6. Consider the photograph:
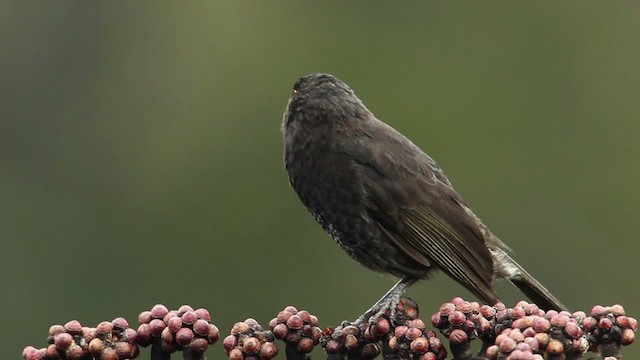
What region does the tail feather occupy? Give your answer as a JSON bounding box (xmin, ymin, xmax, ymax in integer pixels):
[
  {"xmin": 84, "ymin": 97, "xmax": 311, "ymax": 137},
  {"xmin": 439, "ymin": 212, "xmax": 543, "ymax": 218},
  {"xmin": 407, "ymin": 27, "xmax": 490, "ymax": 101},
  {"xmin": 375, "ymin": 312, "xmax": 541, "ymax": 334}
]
[{"xmin": 504, "ymin": 256, "xmax": 568, "ymax": 312}]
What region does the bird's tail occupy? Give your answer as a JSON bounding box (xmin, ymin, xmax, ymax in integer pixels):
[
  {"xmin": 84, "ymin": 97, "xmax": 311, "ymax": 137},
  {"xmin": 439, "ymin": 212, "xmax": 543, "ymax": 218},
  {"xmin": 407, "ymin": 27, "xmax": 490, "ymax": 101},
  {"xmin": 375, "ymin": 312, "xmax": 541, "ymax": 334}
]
[
  {"xmin": 503, "ymin": 254, "xmax": 568, "ymax": 312},
  {"xmin": 492, "ymin": 248, "xmax": 567, "ymax": 311}
]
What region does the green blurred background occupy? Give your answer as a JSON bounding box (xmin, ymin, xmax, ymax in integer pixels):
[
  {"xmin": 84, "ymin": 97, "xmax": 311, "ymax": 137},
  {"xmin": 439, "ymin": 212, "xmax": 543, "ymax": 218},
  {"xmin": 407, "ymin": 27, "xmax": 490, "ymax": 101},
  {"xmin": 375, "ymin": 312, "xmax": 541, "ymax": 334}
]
[{"xmin": 2, "ymin": 1, "xmax": 639, "ymax": 358}]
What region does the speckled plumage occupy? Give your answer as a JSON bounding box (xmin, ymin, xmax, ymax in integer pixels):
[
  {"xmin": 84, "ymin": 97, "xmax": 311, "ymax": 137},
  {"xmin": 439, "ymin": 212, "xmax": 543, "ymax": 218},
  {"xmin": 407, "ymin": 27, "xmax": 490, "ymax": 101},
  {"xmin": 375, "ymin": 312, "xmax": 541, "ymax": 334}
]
[{"xmin": 282, "ymin": 73, "xmax": 566, "ymax": 311}]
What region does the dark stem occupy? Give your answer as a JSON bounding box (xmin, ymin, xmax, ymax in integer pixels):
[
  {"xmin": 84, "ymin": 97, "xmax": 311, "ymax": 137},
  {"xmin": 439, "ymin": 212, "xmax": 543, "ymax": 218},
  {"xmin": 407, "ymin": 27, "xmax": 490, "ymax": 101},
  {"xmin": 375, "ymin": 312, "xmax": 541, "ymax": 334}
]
[
  {"xmin": 477, "ymin": 341, "xmax": 491, "ymax": 359},
  {"xmin": 326, "ymin": 353, "xmax": 346, "ymax": 360},
  {"xmin": 151, "ymin": 338, "xmax": 171, "ymax": 360},
  {"xmin": 380, "ymin": 340, "xmax": 400, "ymax": 360},
  {"xmin": 450, "ymin": 342, "xmax": 473, "ymax": 360},
  {"xmin": 546, "ymin": 356, "xmax": 564, "ymax": 360},
  {"xmin": 285, "ymin": 343, "xmax": 309, "ymax": 360},
  {"xmin": 599, "ymin": 342, "xmax": 622, "ymax": 359},
  {"xmin": 565, "ymin": 352, "xmax": 584, "ymax": 360},
  {"xmin": 182, "ymin": 349, "xmax": 206, "ymax": 360}
]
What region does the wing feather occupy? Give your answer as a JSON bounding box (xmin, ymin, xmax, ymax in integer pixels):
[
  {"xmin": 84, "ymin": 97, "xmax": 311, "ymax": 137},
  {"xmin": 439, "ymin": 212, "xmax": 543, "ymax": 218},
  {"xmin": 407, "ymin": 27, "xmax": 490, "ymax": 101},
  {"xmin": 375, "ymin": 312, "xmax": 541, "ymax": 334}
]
[{"xmin": 340, "ymin": 119, "xmax": 498, "ymax": 303}]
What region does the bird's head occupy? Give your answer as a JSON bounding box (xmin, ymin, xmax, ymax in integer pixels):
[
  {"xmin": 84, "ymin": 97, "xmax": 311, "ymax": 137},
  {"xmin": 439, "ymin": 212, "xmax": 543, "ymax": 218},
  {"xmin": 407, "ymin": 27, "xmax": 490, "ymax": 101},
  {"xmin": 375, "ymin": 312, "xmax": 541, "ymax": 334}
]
[{"xmin": 282, "ymin": 73, "xmax": 370, "ymax": 132}]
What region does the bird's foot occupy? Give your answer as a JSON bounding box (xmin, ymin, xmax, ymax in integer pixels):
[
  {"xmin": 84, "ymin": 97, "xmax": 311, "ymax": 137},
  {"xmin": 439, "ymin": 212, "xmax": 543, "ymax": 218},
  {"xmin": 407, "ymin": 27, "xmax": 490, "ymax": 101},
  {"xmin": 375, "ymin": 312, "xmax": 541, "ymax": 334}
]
[
  {"xmin": 355, "ymin": 292, "xmax": 402, "ymax": 326},
  {"xmin": 354, "ymin": 278, "xmax": 417, "ymax": 326}
]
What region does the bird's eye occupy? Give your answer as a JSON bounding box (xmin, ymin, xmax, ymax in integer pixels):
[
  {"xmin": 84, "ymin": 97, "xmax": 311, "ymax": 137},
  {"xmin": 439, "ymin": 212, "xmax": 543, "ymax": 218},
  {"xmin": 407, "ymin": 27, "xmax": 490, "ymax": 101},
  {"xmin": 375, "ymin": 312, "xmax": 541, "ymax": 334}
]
[{"xmin": 292, "ymin": 79, "xmax": 303, "ymax": 94}]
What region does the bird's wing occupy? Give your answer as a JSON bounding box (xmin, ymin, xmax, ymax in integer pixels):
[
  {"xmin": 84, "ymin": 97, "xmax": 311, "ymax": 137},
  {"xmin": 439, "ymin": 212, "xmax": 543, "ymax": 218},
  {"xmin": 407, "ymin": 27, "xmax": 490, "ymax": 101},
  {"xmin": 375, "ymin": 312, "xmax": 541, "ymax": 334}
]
[{"xmin": 341, "ymin": 121, "xmax": 497, "ymax": 302}]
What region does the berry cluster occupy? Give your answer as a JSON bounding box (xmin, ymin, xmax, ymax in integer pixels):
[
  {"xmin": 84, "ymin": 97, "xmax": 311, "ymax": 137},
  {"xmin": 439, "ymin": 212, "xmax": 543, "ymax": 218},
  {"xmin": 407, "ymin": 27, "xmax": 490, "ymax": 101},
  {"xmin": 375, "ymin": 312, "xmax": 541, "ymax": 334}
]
[
  {"xmin": 583, "ymin": 305, "xmax": 637, "ymax": 358},
  {"xmin": 268, "ymin": 306, "xmax": 322, "ymax": 354},
  {"xmin": 388, "ymin": 323, "xmax": 447, "ymax": 360},
  {"xmin": 22, "ymin": 319, "xmax": 139, "ymax": 360},
  {"xmin": 223, "ymin": 318, "xmax": 278, "ymax": 360},
  {"xmin": 484, "ymin": 311, "xmax": 589, "ymax": 360},
  {"xmin": 430, "ymin": 297, "xmax": 500, "ymax": 359},
  {"xmin": 321, "ymin": 322, "xmax": 381, "ymax": 360},
  {"xmin": 431, "ymin": 298, "xmax": 637, "ymax": 360},
  {"xmin": 320, "ymin": 297, "xmax": 446, "ymax": 360},
  {"xmin": 20, "ymin": 300, "xmax": 637, "ymax": 360},
  {"xmin": 136, "ymin": 304, "xmax": 219, "ymax": 356}
]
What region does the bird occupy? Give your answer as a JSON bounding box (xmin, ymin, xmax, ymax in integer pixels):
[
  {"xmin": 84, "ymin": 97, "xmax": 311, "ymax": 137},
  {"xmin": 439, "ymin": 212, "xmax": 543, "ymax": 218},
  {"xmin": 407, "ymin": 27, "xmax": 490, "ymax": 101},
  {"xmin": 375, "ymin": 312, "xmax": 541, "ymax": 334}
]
[{"xmin": 281, "ymin": 73, "xmax": 567, "ymax": 319}]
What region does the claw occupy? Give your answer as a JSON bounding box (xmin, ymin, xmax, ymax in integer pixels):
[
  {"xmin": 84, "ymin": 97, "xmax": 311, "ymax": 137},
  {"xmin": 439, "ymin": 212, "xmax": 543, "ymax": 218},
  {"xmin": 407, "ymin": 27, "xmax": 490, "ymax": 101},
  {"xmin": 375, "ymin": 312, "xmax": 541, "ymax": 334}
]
[{"xmin": 354, "ymin": 278, "xmax": 417, "ymax": 326}]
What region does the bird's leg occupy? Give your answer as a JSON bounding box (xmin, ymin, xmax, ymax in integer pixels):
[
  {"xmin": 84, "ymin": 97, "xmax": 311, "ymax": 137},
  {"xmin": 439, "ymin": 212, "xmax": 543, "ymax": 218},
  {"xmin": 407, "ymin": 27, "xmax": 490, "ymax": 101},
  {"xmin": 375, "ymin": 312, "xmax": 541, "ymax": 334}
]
[{"xmin": 355, "ymin": 277, "xmax": 417, "ymax": 325}]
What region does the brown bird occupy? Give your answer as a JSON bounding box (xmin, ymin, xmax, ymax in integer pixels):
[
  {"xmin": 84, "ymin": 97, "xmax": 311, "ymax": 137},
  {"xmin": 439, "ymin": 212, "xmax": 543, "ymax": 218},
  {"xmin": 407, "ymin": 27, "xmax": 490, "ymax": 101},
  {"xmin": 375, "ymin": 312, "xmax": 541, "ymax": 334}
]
[{"xmin": 282, "ymin": 73, "xmax": 567, "ymax": 319}]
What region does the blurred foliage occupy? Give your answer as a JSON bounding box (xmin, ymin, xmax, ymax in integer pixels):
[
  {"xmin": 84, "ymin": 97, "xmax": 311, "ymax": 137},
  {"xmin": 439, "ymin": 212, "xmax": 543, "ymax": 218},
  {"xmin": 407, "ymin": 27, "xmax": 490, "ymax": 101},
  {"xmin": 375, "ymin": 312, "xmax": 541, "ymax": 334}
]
[{"xmin": 1, "ymin": 1, "xmax": 639, "ymax": 358}]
